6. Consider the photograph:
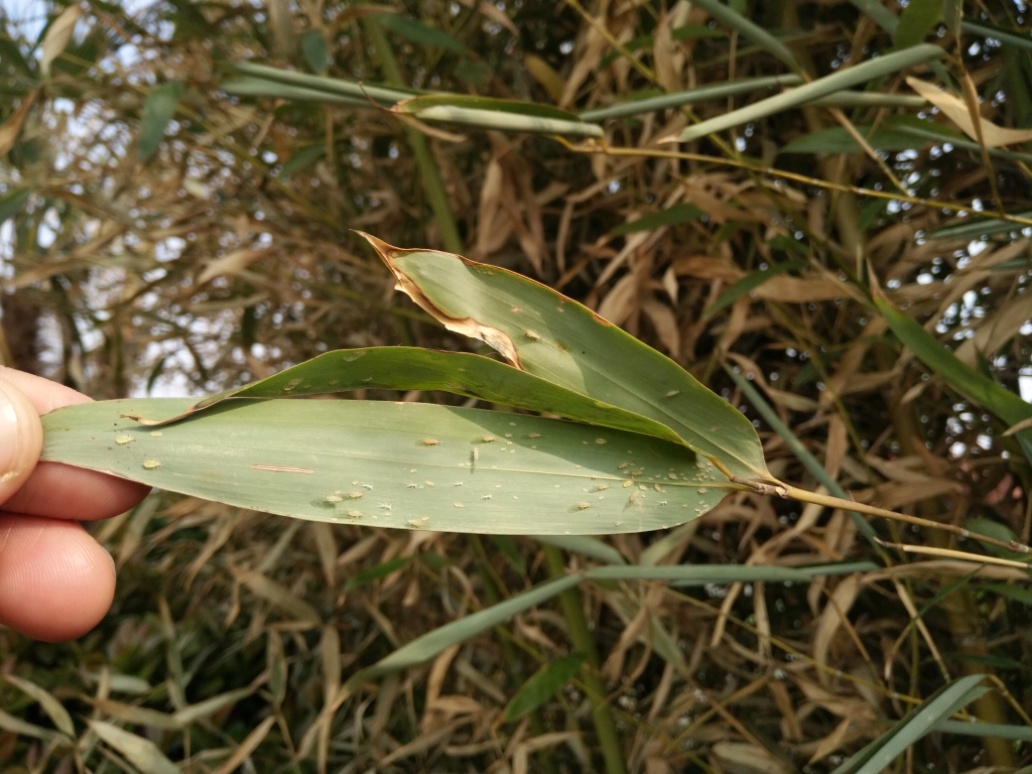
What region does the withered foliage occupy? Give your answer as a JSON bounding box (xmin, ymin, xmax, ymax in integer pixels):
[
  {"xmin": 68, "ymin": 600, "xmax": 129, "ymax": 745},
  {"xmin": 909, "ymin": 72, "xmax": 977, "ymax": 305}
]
[{"xmin": 1, "ymin": 1, "xmax": 1030, "ymax": 771}]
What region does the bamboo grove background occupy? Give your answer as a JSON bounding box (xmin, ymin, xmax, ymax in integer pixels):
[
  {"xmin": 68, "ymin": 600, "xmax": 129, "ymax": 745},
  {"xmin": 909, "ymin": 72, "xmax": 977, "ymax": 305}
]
[{"xmin": 1, "ymin": 0, "xmax": 1031, "ymax": 771}]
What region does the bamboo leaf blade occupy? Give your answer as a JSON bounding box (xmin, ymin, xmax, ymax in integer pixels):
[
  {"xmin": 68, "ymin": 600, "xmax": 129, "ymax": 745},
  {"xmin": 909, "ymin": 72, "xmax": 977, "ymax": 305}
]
[
  {"xmin": 362, "ymin": 235, "xmax": 771, "ymax": 482},
  {"xmin": 676, "ymin": 44, "xmax": 946, "ymax": 142},
  {"xmin": 579, "ymin": 75, "xmax": 803, "ymax": 122},
  {"xmin": 830, "ymin": 675, "xmax": 990, "ymax": 774},
  {"xmin": 393, "ymin": 95, "xmax": 604, "ymax": 138},
  {"xmin": 141, "ymin": 347, "xmax": 688, "ymax": 450},
  {"xmin": 42, "ymin": 399, "xmax": 728, "ymax": 535},
  {"xmin": 875, "ymin": 298, "xmax": 1032, "ymax": 433}
]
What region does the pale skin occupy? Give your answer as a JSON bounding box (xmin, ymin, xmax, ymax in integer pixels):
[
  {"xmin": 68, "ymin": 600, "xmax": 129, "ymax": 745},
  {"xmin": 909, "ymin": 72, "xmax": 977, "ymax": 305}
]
[{"xmin": 0, "ymin": 367, "xmax": 149, "ymax": 641}]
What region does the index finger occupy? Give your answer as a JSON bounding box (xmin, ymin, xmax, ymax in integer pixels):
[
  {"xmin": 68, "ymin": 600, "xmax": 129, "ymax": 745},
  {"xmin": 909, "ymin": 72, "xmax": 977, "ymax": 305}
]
[{"xmin": 0, "ymin": 368, "xmax": 151, "ymax": 520}]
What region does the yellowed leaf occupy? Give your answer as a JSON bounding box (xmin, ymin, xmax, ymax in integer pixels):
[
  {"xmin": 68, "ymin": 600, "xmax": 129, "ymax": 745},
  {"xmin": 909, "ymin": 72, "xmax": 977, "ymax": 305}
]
[
  {"xmin": 907, "ymin": 76, "xmax": 1032, "ymax": 147},
  {"xmin": 41, "ymin": 5, "xmax": 82, "ymax": 77},
  {"xmin": 808, "ymin": 718, "xmax": 855, "ymax": 764},
  {"xmin": 641, "ymin": 296, "xmax": 680, "ymax": 357},
  {"xmin": 524, "ymin": 54, "xmax": 565, "ymax": 103},
  {"xmin": 360, "ymin": 233, "xmax": 521, "ymax": 365},
  {"xmin": 0, "ymin": 88, "xmax": 39, "ymax": 155},
  {"xmin": 196, "ymin": 248, "xmax": 269, "ymax": 285}
]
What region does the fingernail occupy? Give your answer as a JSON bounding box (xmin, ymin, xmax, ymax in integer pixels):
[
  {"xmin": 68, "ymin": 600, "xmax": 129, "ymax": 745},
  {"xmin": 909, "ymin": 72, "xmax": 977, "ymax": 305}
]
[
  {"xmin": 0, "ymin": 380, "xmax": 23, "ymax": 483},
  {"xmin": 0, "ymin": 379, "xmax": 39, "ymax": 489}
]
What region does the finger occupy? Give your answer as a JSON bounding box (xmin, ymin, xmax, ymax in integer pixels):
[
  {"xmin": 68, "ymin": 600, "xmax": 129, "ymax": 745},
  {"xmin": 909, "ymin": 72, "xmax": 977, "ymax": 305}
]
[
  {"xmin": 0, "ymin": 513, "xmax": 116, "ymax": 642},
  {"xmin": 0, "ymin": 378, "xmax": 43, "ymax": 505},
  {"xmin": 0, "ymin": 369, "xmax": 150, "ymax": 519},
  {"xmin": 0, "ymin": 366, "xmax": 91, "ymax": 414},
  {"xmin": 3, "ymin": 462, "xmax": 151, "ymax": 521}
]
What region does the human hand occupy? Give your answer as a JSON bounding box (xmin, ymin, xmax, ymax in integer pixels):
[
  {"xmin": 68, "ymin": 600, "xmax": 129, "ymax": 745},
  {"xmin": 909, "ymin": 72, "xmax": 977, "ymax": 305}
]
[{"xmin": 0, "ymin": 367, "xmax": 150, "ymax": 641}]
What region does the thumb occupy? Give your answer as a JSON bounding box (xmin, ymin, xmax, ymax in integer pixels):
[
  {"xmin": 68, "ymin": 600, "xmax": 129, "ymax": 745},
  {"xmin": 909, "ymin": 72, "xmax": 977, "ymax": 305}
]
[{"xmin": 0, "ymin": 377, "xmax": 43, "ymax": 506}]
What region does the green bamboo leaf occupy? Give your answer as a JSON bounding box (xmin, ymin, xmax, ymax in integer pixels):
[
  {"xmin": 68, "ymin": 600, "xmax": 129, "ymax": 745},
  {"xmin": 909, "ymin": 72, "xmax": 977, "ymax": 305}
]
[
  {"xmin": 933, "ymin": 720, "xmax": 1032, "ymax": 740},
  {"xmin": 599, "ymin": 24, "xmax": 727, "ymax": 67},
  {"xmin": 962, "ymin": 20, "xmax": 1032, "ymax": 53},
  {"xmin": 394, "ymin": 95, "xmax": 604, "ymax": 138},
  {"xmin": 609, "ymin": 203, "xmax": 704, "ymax": 235},
  {"xmin": 347, "ymin": 561, "xmax": 865, "ymax": 687},
  {"xmin": 689, "ymin": 0, "xmax": 801, "ymax": 72},
  {"xmin": 678, "ymin": 44, "xmax": 946, "ymax": 142},
  {"xmin": 782, "ymin": 117, "xmax": 943, "ymax": 154},
  {"xmin": 580, "ymin": 75, "xmax": 802, "ymax": 122},
  {"xmin": 926, "ymin": 210, "xmax": 1032, "ymax": 240},
  {"xmin": 300, "ymin": 29, "xmax": 328, "ymax": 73},
  {"xmin": 88, "ymin": 720, "xmax": 180, "ymax": 774},
  {"xmin": 277, "ymin": 144, "xmax": 325, "ymax": 177},
  {"xmin": 222, "ymin": 62, "xmax": 417, "ymax": 106},
  {"xmin": 375, "ymin": 13, "xmax": 472, "ymax": 56},
  {"xmin": 42, "ymin": 398, "xmax": 728, "ymax": 535},
  {"xmin": 0, "ymin": 708, "xmax": 60, "ymax": 741},
  {"xmin": 2, "ymin": 675, "xmax": 74, "ymax": 737},
  {"xmin": 344, "ymin": 557, "xmax": 410, "ymax": 591},
  {"xmin": 831, "ymin": 675, "xmax": 989, "ymax": 774},
  {"xmin": 349, "ymin": 574, "xmax": 582, "ymax": 686},
  {"xmin": 504, "ymin": 654, "xmax": 587, "ymax": 721},
  {"xmin": 361, "ymin": 235, "xmax": 771, "ymax": 482},
  {"xmin": 703, "ymin": 257, "xmax": 808, "ymax": 320},
  {"xmin": 396, "ymin": 94, "xmax": 583, "ymax": 122},
  {"xmin": 896, "ymin": 0, "xmax": 943, "ymax": 49},
  {"xmin": 221, "ymin": 76, "xmax": 372, "ymax": 107},
  {"xmin": 875, "ymin": 296, "xmax": 1032, "ymax": 464},
  {"xmin": 141, "ymin": 347, "xmax": 688, "ymax": 450},
  {"xmin": 139, "ymin": 81, "xmax": 183, "ymax": 162},
  {"xmin": 0, "ymin": 186, "xmax": 30, "ymax": 226}
]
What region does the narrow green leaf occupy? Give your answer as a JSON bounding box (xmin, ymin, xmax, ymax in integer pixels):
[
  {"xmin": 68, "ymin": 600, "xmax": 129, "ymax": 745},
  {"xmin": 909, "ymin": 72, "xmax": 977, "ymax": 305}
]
[
  {"xmin": 533, "ymin": 535, "xmax": 627, "ymax": 566},
  {"xmin": 171, "ymin": 687, "xmax": 255, "ymax": 727},
  {"xmin": 586, "ymin": 565, "xmax": 813, "ymax": 584},
  {"xmin": 394, "ymin": 95, "xmax": 604, "ymax": 138},
  {"xmin": 610, "ymin": 203, "xmax": 704, "ymax": 235},
  {"xmin": 223, "ymin": 62, "xmax": 418, "ymax": 106},
  {"xmin": 0, "ymin": 186, "xmax": 30, "ymax": 226},
  {"xmin": 580, "ymin": 75, "xmax": 802, "ymax": 122},
  {"xmin": 348, "ymin": 560, "xmax": 869, "ymax": 688},
  {"xmin": 690, "ymin": 0, "xmax": 800, "ymax": 72},
  {"xmin": 364, "ymin": 235, "xmax": 772, "ymax": 482},
  {"xmin": 962, "ymin": 20, "xmax": 1032, "ymax": 53},
  {"xmin": 375, "ymin": 13, "xmax": 472, "ymax": 56},
  {"xmin": 350, "ymin": 574, "xmax": 582, "ymax": 685},
  {"xmin": 0, "ymin": 708, "xmax": 60, "ymax": 741},
  {"xmin": 926, "ymin": 210, "xmax": 1032, "ymax": 240},
  {"xmin": 831, "ymin": 675, "xmax": 989, "ymax": 774},
  {"xmin": 678, "ymin": 44, "xmax": 946, "ymax": 142},
  {"xmin": 0, "ymin": 38, "xmax": 34, "ymax": 77},
  {"xmin": 88, "ymin": 720, "xmax": 180, "ymax": 774},
  {"xmin": 344, "ymin": 557, "xmax": 411, "ymax": 590},
  {"xmin": 277, "ymin": 144, "xmax": 325, "ymax": 178},
  {"xmin": 896, "ymin": 0, "xmax": 943, "ymax": 49},
  {"xmin": 147, "ymin": 347, "xmax": 689, "ymax": 451},
  {"xmin": 221, "ymin": 76, "xmax": 373, "ymax": 107},
  {"xmin": 139, "ymin": 81, "xmax": 183, "ymax": 162},
  {"xmin": 804, "ymin": 91, "xmax": 926, "ymax": 109},
  {"xmin": 396, "ymin": 94, "xmax": 582, "ymax": 122},
  {"xmin": 42, "ymin": 398, "xmax": 728, "ymax": 535},
  {"xmin": 933, "ymin": 719, "xmax": 1032, "ymax": 740},
  {"xmin": 300, "ymin": 29, "xmax": 328, "ymax": 73},
  {"xmin": 2, "ymin": 675, "xmax": 74, "ymax": 737},
  {"xmin": 782, "ymin": 117, "xmax": 943, "ymax": 154},
  {"xmin": 849, "ymin": 0, "xmax": 899, "ymax": 34},
  {"xmin": 964, "ymin": 518, "xmax": 1030, "ymax": 562},
  {"xmin": 875, "ymin": 297, "xmax": 1032, "ymax": 433},
  {"xmin": 703, "ymin": 258, "xmax": 807, "ymax": 320},
  {"xmin": 599, "ymin": 24, "xmax": 726, "ymax": 67},
  {"xmin": 504, "ymin": 654, "xmax": 586, "ymax": 721}
]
